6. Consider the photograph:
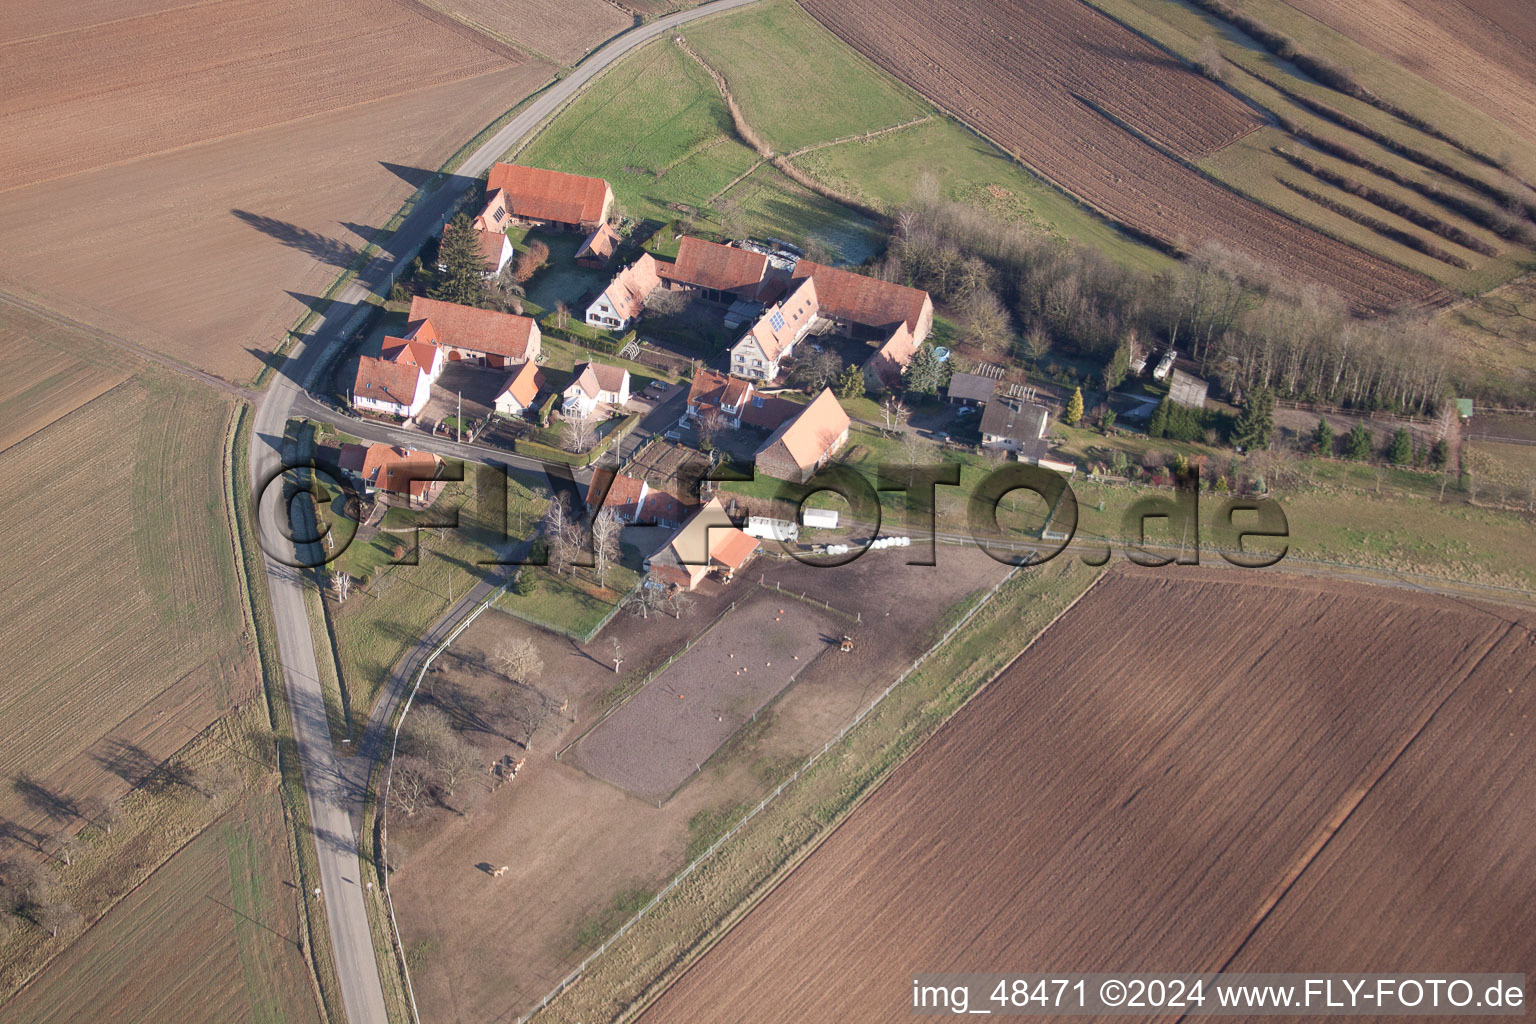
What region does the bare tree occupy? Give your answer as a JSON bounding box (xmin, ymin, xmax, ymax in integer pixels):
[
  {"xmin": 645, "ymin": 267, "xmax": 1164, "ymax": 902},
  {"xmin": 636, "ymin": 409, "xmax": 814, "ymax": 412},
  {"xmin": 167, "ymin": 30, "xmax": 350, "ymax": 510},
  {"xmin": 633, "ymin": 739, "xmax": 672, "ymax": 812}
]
[
  {"xmin": 900, "ymin": 430, "xmax": 933, "ymax": 486},
  {"xmin": 964, "ymin": 287, "xmax": 1012, "ymax": 355},
  {"xmin": 554, "ymin": 301, "xmax": 571, "ymax": 331},
  {"xmin": 610, "ymin": 636, "xmax": 624, "ymax": 675},
  {"xmin": 328, "ymin": 569, "xmax": 351, "ymax": 601},
  {"xmin": 695, "ymin": 409, "xmax": 725, "ymax": 453},
  {"xmin": 645, "ymin": 287, "xmax": 692, "ymax": 317},
  {"xmin": 492, "ymin": 637, "xmax": 544, "ymax": 686},
  {"xmin": 34, "ymin": 898, "xmax": 81, "ymax": 940},
  {"xmin": 562, "ymin": 414, "xmax": 598, "ymax": 454},
  {"xmin": 543, "ymin": 494, "xmax": 577, "ymax": 576},
  {"xmin": 591, "ymin": 508, "xmax": 622, "ymax": 588},
  {"xmin": 48, "ymin": 831, "xmax": 79, "ymax": 868},
  {"xmin": 665, "ymin": 589, "xmax": 694, "ymax": 620},
  {"xmin": 389, "ymin": 756, "xmax": 432, "ymax": 818},
  {"xmin": 879, "ymin": 394, "xmax": 907, "ymax": 430},
  {"xmin": 401, "ymin": 706, "xmax": 480, "ymax": 802},
  {"xmin": 0, "ymin": 856, "xmax": 51, "ymax": 917}
]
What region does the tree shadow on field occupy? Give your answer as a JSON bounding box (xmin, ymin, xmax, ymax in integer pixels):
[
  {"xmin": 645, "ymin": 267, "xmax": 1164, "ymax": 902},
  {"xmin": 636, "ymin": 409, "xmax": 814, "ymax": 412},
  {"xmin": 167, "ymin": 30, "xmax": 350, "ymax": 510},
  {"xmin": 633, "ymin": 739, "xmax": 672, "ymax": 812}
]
[
  {"xmin": 10, "ymin": 776, "xmax": 82, "ymax": 825},
  {"xmin": 232, "ymin": 209, "xmax": 359, "ymax": 269},
  {"xmin": 90, "ymin": 740, "xmax": 204, "ymax": 797}
]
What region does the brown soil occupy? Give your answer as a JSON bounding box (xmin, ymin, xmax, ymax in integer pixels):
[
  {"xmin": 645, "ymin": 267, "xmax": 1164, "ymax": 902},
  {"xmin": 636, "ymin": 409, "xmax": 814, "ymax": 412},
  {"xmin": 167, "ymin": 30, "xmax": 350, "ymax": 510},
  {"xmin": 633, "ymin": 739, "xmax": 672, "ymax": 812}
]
[
  {"xmin": 388, "ymin": 545, "xmax": 1009, "ymax": 1024},
  {"xmin": 0, "ymin": 61, "xmax": 553, "ymax": 383},
  {"xmin": 432, "ymin": 0, "xmax": 632, "ymax": 64},
  {"xmin": 1286, "ymin": 0, "xmax": 1536, "ymax": 146},
  {"xmin": 636, "ymin": 567, "xmax": 1531, "ymax": 1022},
  {"xmin": 798, "ymin": 0, "xmax": 1449, "ymax": 313},
  {"xmin": 573, "ymin": 590, "xmax": 837, "ymax": 802}
]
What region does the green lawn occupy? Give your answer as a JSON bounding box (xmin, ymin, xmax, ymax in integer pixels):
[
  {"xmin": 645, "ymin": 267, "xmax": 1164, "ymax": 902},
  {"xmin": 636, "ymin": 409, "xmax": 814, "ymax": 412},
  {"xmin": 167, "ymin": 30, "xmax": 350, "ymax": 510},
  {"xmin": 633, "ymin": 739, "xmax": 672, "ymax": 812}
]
[
  {"xmin": 516, "ymin": 40, "xmax": 763, "ymax": 225},
  {"xmin": 684, "ymin": 0, "xmax": 928, "ymax": 153},
  {"xmin": 793, "ymin": 116, "xmax": 1175, "ymax": 274},
  {"xmin": 327, "ymin": 474, "xmax": 546, "ymax": 717},
  {"xmin": 495, "ymin": 563, "xmax": 640, "ymax": 641}
]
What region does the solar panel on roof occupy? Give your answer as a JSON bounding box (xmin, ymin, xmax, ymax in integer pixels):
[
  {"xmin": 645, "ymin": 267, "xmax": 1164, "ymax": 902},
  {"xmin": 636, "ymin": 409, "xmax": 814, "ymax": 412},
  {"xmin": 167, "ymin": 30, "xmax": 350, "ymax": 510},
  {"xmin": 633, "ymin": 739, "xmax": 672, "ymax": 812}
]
[{"xmin": 769, "ymin": 311, "xmax": 786, "ymax": 331}]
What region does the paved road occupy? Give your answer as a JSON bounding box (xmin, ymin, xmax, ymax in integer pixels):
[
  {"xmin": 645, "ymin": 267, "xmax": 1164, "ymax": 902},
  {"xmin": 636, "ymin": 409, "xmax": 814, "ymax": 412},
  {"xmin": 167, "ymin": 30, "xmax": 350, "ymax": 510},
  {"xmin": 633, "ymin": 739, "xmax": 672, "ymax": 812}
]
[{"xmin": 248, "ymin": 2, "xmax": 761, "ymax": 1021}]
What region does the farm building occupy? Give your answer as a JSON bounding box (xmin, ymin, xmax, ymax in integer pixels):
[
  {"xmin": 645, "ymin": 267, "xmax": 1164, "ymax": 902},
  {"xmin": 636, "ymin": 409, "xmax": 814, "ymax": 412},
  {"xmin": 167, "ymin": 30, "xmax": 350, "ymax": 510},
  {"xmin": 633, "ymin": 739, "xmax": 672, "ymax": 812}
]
[
  {"xmin": 493, "ymin": 360, "xmax": 545, "ymax": 418},
  {"xmin": 406, "ymin": 296, "xmax": 541, "ymax": 367},
  {"xmin": 352, "ymin": 357, "xmax": 430, "ymax": 419},
  {"xmin": 729, "ymin": 277, "xmax": 819, "ymax": 382},
  {"xmin": 861, "ymin": 323, "xmax": 918, "ymax": 391},
  {"xmin": 980, "ymin": 397, "xmax": 1050, "ymax": 456},
  {"xmin": 945, "ymin": 371, "xmax": 997, "ymax": 406},
  {"xmin": 585, "ymin": 469, "xmax": 651, "ymax": 524},
  {"xmin": 575, "ymin": 222, "xmax": 621, "ymax": 268},
  {"xmin": 562, "ymin": 362, "xmax": 630, "ymax": 418},
  {"xmin": 474, "ymin": 163, "xmax": 613, "ymax": 233},
  {"xmin": 645, "ymin": 496, "xmax": 760, "ymax": 590},
  {"xmin": 1168, "ymin": 369, "xmax": 1209, "ymax": 410},
  {"xmin": 789, "ymin": 260, "xmax": 933, "ymax": 345},
  {"xmin": 660, "ymin": 237, "xmax": 772, "ymax": 302},
  {"xmin": 586, "ymin": 252, "xmax": 662, "ymax": 331},
  {"xmin": 755, "ymin": 388, "xmax": 851, "ymax": 483},
  {"xmin": 338, "ymin": 442, "xmax": 447, "ymax": 508},
  {"xmin": 474, "ymin": 227, "xmax": 514, "ymax": 277},
  {"xmin": 684, "ymin": 369, "xmax": 756, "ymax": 428}
]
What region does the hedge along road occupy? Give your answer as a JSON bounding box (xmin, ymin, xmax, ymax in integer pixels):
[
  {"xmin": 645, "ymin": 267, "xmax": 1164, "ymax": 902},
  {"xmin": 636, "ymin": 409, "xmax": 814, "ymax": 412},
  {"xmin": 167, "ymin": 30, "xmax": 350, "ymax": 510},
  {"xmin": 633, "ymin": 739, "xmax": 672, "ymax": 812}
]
[{"xmin": 246, "ymin": 2, "xmax": 763, "ymax": 1021}]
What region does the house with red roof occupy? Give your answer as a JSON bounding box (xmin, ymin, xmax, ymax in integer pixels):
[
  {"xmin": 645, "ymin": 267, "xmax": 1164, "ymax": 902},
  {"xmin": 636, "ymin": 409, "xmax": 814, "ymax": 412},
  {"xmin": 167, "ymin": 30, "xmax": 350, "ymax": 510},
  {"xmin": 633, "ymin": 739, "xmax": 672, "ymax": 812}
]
[
  {"xmin": 659, "ymin": 237, "xmax": 771, "ymax": 302},
  {"xmin": 860, "ymin": 322, "xmax": 918, "ymax": 391},
  {"xmin": 406, "ymin": 296, "xmax": 541, "ymax": 368},
  {"xmin": 585, "ymin": 252, "xmax": 662, "ymax": 331},
  {"xmin": 789, "ymin": 260, "xmax": 933, "ymax": 345},
  {"xmin": 562, "ymin": 362, "xmax": 631, "ymax": 419},
  {"xmin": 683, "ymin": 368, "xmax": 756, "ymax": 428},
  {"xmin": 352, "ymin": 357, "xmax": 430, "ymax": 419},
  {"xmin": 474, "ymin": 164, "xmax": 613, "ymax": 233},
  {"xmin": 575, "ymin": 223, "xmax": 621, "ymax": 269},
  {"xmin": 644, "ymin": 496, "xmax": 759, "ymax": 590},
  {"xmin": 754, "ymin": 388, "xmax": 851, "ymax": 483},
  {"xmin": 729, "ymin": 276, "xmax": 819, "ymax": 382},
  {"xmin": 493, "ymin": 360, "xmax": 546, "ymax": 418},
  {"xmin": 475, "ymin": 227, "xmax": 514, "ymax": 277},
  {"xmin": 338, "ymin": 443, "xmax": 447, "ymax": 508}
]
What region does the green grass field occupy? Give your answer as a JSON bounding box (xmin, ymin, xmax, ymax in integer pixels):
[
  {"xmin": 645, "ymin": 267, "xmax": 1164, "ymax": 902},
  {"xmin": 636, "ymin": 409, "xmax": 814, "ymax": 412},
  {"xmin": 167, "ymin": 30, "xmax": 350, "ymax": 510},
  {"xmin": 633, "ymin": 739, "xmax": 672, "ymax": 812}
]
[
  {"xmin": 515, "ymin": 1, "xmax": 1169, "ymax": 270},
  {"xmin": 684, "ymin": 0, "xmax": 928, "ymax": 153}
]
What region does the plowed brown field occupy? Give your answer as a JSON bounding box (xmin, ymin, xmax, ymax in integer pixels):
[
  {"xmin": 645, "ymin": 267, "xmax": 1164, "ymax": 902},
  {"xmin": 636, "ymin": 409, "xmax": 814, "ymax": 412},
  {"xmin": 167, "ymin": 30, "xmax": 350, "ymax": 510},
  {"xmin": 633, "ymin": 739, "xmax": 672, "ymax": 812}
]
[
  {"xmin": 0, "ymin": 0, "xmax": 519, "ymax": 192},
  {"xmin": 0, "ymin": 0, "xmax": 554, "ymax": 382},
  {"xmin": 636, "ymin": 569, "xmax": 1531, "ymax": 1022},
  {"xmin": 1228, "ymin": 616, "xmax": 1536, "ymax": 997},
  {"xmin": 433, "ymin": 0, "xmax": 631, "ymax": 64},
  {"xmin": 1286, "ymin": 0, "xmax": 1536, "ymax": 145},
  {"xmin": 799, "ymin": 0, "xmax": 1448, "ymax": 312}
]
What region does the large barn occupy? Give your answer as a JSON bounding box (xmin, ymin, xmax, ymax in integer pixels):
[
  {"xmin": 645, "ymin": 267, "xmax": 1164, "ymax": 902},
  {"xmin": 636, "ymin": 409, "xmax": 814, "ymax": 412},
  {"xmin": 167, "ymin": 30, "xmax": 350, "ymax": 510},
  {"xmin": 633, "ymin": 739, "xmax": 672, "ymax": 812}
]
[{"xmin": 474, "ymin": 164, "xmax": 613, "ymax": 233}]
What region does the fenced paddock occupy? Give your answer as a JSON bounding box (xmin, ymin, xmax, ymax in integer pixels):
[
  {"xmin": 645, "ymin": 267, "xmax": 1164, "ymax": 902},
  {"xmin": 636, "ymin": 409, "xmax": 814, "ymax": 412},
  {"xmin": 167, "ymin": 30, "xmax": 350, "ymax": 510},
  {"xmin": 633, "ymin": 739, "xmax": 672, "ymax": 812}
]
[{"xmin": 572, "ymin": 592, "xmax": 836, "ymax": 803}]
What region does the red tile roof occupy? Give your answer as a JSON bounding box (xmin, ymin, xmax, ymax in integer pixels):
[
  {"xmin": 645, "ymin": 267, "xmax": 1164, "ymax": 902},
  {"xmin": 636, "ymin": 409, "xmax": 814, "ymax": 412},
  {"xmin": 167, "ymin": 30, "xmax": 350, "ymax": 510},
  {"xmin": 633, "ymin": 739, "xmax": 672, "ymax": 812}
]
[
  {"xmin": 407, "ymin": 297, "xmax": 537, "ymax": 361},
  {"xmin": 740, "ymin": 393, "xmax": 802, "ymax": 430},
  {"xmin": 862, "ymin": 322, "xmax": 917, "ymax": 389},
  {"xmin": 790, "ymin": 261, "xmax": 930, "ymax": 334},
  {"xmin": 353, "ymin": 443, "xmax": 444, "ymax": 502},
  {"xmin": 710, "ymin": 528, "xmax": 760, "ymax": 571},
  {"xmin": 475, "ymin": 228, "xmax": 507, "ymax": 272},
  {"xmin": 576, "ymin": 223, "xmax": 621, "ymax": 263},
  {"xmin": 497, "ymin": 360, "xmax": 544, "ymax": 408},
  {"xmin": 485, "ymin": 164, "xmax": 610, "ymax": 226},
  {"xmin": 639, "ymin": 489, "xmax": 689, "ymax": 526},
  {"xmin": 352, "ymin": 356, "xmax": 425, "ymax": 408},
  {"xmin": 687, "ymin": 368, "xmax": 754, "ymax": 415},
  {"xmin": 568, "ymin": 361, "xmax": 630, "ymax": 399},
  {"xmin": 585, "ymin": 469, "xmax": 647, "ymax": 517},
  {"xmin": 665, "ymin": 237, "xmax": 769, "ymax": 296},
  {"xmin": 380, "ymin": 336, "xmax": 440, "ymax": 371},
  {"xmin": 740, "ymin": 276, "xmax": 818, "ymax": 362},
  {"xmin": 758, "ymin": 388, "xmax": 850, "ymax": 473},
  {"xmin": 603, "ymin": 253, "xmax": 663, "ymax": 321}
]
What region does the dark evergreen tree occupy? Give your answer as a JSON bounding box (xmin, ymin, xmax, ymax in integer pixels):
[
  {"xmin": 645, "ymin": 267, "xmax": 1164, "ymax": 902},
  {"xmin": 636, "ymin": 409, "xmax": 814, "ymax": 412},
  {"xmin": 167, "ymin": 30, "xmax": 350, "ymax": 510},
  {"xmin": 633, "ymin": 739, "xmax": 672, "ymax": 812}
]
[
  {"xmin": 430, "ymin": 213, "xmax": 489, "ymax": 307},
  {"xmin": 1345, "ymin": 423, "xmax": 1374, "ymax": 461},
  {"xmin": 1311, "ymin": 416, "xmax": 1334, "ymax": 455},
  {"xmin": 1231, "ymin": 386, "xmax": 1275, "ymax": 451}
]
